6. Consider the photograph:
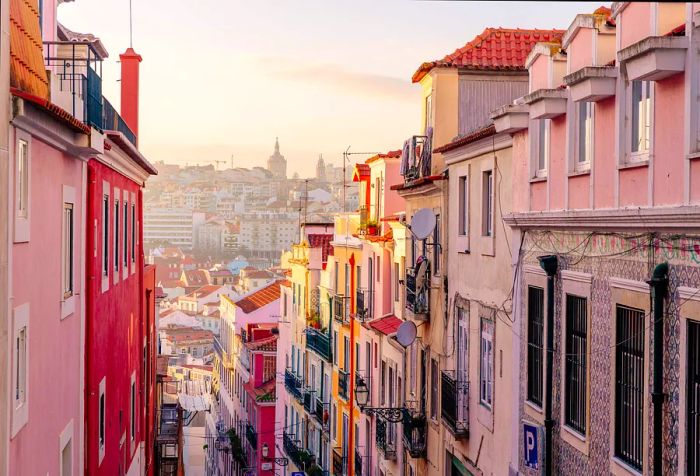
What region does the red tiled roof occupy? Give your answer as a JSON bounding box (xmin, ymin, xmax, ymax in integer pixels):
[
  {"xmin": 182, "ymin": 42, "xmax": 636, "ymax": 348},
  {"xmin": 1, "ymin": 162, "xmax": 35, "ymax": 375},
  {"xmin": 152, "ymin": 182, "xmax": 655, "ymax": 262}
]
[
  {"xmin": 160, "ymin": 279, "xmax": 185, "ymax": 288},
  {"xmin": 245, "ymin": 335, "xmax": 278, "ymax": 352},
  {"xmin": 183, "ymin": 269, "xmax": 208, "ymax": 286},
  {"xmin": 308, "ymin": 234, "xmax": 334, "ymax": 263},
  {"xmin": 368, "ymin": 315, "xmax": 403, "ymax": 336},
  {"xmin": 352, "ymin": 163, "xmax": 371, "ymax": 182},
  {"xmin": 163, "ymin": 327, "xmax": 215, "ymax": 344},
  {"xmin": 433, "ymin": 124, "xmax": 498, "ymax": 154},
  {"xmin": 246, "ymin": 270, "xmax": 273, "ymax": 280},
  {"xmin": 189, "ymin": 285, "xmax": 221, "ymax": 299},
  {"xmin": 10, "ymin": 0, "xmax": 49, "ymax": 99},
  {"xmin": 366, "ymin": 150, "xmax": 402, "ymax": 164},
  {"xmin": 412, "ymin": 28, "xmax": 565, "ymax": 83},
  {"xmin": 209, "ymin": 269, "xmax": 233, "ymax": 277},
  {"xmin": 235, "ymin": 281, "xmax": 283, "ymax": 314}
]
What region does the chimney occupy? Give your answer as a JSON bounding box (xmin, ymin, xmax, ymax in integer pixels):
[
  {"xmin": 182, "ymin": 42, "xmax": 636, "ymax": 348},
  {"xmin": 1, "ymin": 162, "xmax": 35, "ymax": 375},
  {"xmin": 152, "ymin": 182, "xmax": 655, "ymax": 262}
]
[{"xmin": 119, "ymin": 47, "xmax": 143, "ymax": 140}]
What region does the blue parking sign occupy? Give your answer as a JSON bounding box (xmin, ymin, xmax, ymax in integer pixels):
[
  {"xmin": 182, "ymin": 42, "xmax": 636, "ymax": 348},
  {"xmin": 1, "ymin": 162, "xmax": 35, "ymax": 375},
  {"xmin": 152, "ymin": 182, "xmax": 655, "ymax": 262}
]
[
  {"xmin": 291, "ymin": 473, "xmax": 305, "ymax": 476},
  {"xmin": 523, "ymin": 423, "xmax": 539, "ymax": 469}
]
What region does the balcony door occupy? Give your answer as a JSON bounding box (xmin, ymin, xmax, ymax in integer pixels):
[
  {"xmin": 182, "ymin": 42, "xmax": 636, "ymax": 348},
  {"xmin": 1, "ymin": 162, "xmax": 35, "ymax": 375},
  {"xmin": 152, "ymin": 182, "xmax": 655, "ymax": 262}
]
[
  {"xmin": 457, "ymin": 306, "xmax": 469, "ymax": 422},
  {"xmin": 342, "ymin": 413, "xmax": 349, "ymax": 472}
]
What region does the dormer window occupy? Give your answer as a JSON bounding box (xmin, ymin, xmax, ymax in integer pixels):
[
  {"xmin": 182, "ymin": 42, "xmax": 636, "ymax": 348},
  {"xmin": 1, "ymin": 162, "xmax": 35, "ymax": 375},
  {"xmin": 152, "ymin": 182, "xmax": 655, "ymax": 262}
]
[
  {"xmin": 631, "ymin": 80, "xmax": 652, "ymax": 155},
  {"xmin": 576, "ymin": 102, "xmax": 593, "ymax": 169}
]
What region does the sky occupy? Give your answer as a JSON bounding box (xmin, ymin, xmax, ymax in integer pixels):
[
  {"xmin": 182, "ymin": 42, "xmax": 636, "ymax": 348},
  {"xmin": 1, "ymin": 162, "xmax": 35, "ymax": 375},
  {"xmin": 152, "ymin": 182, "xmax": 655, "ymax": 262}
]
[{"xmin": 57, "ymin": 1, "xmax": 600, "ymax": 177}]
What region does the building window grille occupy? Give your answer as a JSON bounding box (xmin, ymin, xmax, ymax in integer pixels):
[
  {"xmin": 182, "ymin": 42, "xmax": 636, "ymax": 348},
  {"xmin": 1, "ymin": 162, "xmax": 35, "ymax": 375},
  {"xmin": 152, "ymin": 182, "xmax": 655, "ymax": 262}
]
[
  {"xmin": 564, "ymin": 294, "xmax": 587, "ymax": 434},
  {"xmin": 527, "ymin": 286, "xmax": 544, "ymax": 406},
  {"xmin": 688, "ymin": 320, "xmax": 700, "ymax": 473}
]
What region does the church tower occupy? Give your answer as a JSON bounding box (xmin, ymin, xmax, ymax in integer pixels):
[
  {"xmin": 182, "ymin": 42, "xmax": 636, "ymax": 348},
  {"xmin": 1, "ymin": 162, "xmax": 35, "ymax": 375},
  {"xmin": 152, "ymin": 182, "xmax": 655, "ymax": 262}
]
[
  {"xmin": 315, "ymin": 154, "xmax": 326, "ymax": 181},
  {"xmin": 267, "ymin": 137, "xmax": 287, "ymax": 179}
]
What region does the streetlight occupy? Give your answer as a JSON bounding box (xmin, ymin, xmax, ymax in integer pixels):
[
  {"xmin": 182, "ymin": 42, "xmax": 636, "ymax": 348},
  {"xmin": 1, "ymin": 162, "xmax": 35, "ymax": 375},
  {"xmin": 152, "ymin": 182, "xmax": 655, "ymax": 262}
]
[
  {"xmin": 261, "ymin": 442, "xmax": 289, "ymax": 471},
  {"xmin": 353, "ymin": 379, "xmax": 407, "ymax": 423}
]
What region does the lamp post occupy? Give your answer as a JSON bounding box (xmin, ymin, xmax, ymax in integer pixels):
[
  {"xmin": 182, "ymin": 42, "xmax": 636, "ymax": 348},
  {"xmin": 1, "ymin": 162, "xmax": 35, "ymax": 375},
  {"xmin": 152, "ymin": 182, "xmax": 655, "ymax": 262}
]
[
  {"xmin": 261, "ymin": 442, "xmax": 288, "ymax": 476},
  {"xmin": 354, "ymin": 379, "xmax": 408, "ymax": 423}
]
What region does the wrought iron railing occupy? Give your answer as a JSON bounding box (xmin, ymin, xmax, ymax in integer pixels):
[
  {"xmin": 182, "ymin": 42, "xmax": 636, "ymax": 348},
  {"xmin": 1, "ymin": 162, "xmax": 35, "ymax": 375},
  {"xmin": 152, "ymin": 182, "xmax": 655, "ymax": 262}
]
[
  {"xmin": 405, "ymin": 265, "xmax": 430, "ymax": 317},
  {"xmin": 103, "ymin": 97, "xmax": 136, "ymax": 145},
  {"xmin": 333, "ymin": 295, "xmax": 349, "ymax": 323},
  {"xmin": 332, "ymin": 448, "xmax": 346, "ymax": 476},
  {"xmin": 306, "ymin": 328, "xmax": 332, "ymax": 361},
  {"xmin": 402, "ymin": 410, "xmax": 427, "ymax": 458},
  {"xmin": 354, "ymin": 450, "xmax": 362, "ymax": 476},
  {"xmin": 303, "ymin": 389, "xmax": 315, "ymax": 413},
  {"xmin": 401, "ymin": 135, "xmax": 431, "ymax": 184},
  {"xmin": 245, "ymin": 424, "xmax": 257, "ymax": 449},
  {"xmin": 441, "ymin": 371, "xmax": 469, "ymax": 439},
  {"xmin": 338, "ymin": 370, "xmax": 349, "ymax": 400},
  {"xmin": 284, "ymin": 432, "xmax": 314, "ymax": 470},
  {"xmin": 376, "ymin": 419, "xmax": 396, "ymax": 460},
  {"xmin": 285, "ymin": 369, "xmax": 303, "ymax": 402},
  {"xmin": 313, "ymin": 396, "xmax": 327, "ymax": 427}
]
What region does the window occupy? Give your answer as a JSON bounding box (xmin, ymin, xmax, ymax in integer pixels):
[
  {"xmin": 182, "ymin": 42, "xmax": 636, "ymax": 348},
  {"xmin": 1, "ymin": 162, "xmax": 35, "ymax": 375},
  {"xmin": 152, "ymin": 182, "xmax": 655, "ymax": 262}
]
[
  {"xmin": 16, "ymin": 139, "xmax": 28, "ymax": 218},
  {"xmin": 131, "ymin": 203, "xmax": 136, "ymax": 265},
  {"xmin": 576, "ymin": 102, "xmax": 593, "ymax": 167},
  {"xmin": 458, "ymin": 175, "xmax": 468, "ymax": 235},
  {"xmin": 688, "ymin": 321, "xmax": 700, "ymax": 473},
  {"xmin": 482, "ymin": 171, "xmax": 493, "ymax": 237},
  {"xmin": 564, "ymin": 295, "xmax": 587, "ymax": 434},
  {"xmin": 394, "ymin": 262, "xmax": 400, "ymax": 302},
  {"xmin": 614, "ymin": 305, "xmax": 645, "ymax": 471},
  {"xmin": 380, "ymin": 360, "xmax": 386, "ymax": 405},
  {"xmin": 63, "ymin": 203, "xmax": 74, "ymax": 298},
  {"xmin": 61, "ymin": 437, "xmax": 72, "ymax": 476},
  {"xmin": 98, "ymin": 378, "xmax": 106, "ymax": 461},
  {"xmin": 631, "ymin": 80, "xmax": 651, "ymax": 155},
  {"xmin": 536, "ymin": 120, "xmax": 549, "ymax": 176},
  {"xmin": 15, "ymin": 326, "xmax": 26, "ymax": 406},
  {"xmin": 114, "ymin": 198, "xmax": 120, "ymax": 272},
  {"xmin": 430, "ymin": 358, "xmax": 438, "ymax": 419},
  {"xmin": 424, "ymin": 94, "xmax": 433, "ymax": 131},
  {"xmin": 479, "ymin": 317, "xmax": 494, "ymax": 407},
  {"xmin": 123, "ymin": 200, "xmax": 128, "ymax": 269},
  {"xmin": 527, "ymin": 286, "xmax": 544, "ymax": 406},
  {"xmin": 333, "ymin": 331, "xmax": 338, "ymax": 365},
  {"xmin": 344, "ymin": 336, "xmax": 350, "ymax": 372}
]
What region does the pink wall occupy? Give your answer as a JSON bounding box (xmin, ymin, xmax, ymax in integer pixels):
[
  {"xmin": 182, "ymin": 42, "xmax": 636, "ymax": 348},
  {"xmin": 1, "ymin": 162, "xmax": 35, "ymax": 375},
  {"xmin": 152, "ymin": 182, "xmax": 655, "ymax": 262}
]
[
  {"xmin": 549, "ymin": 116, "xmax": 567, "ymax": 211},
  {"xmin": 530, "ymin": 181, "xmax": 547, "ymax": 211},
  {"xmin": 381, "ymin": 159, "xmax": 403, "ymax": 220},
  {"xmin": 531, "ymin": 56, "xmax": 551, "ymax": 90},
  {"xmin": 593, "ymin": 97, "xmax": 616, "ymax": 208},
  {"xmin": 569, "ymin": 28, "xmax": 594, "ymax": 72},
  {"xmin": 619, "ymin": 3, "xmax": 652, "ymax": 49},
  {"xmin": 511, "ymin": 132, "xmax": 530, "ymax": 213},
  {"xmin": 9, "ymin": 132, "xmax": 84, "ymax": 476},
  {"xmin": 619, "ymin": 167, "xmax": 649, "ymax": 207},
  {"xmin": 653, "ymin": 74, "xmax": 685, "ymax": 206},
  {"xmin": 568, "ymin": 174, "xmax": 589, "ymax": 210}
]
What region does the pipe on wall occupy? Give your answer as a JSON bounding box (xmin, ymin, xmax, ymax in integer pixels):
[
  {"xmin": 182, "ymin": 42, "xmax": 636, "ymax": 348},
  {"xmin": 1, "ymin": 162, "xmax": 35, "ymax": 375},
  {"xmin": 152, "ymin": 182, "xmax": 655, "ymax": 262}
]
[
  {"xmin": 647, "ymin": 262, "xmax": 668, "ymax": 476},
  {"xmin": 538, "ymin": 255, "xmax": 558, "ymax": 476}
]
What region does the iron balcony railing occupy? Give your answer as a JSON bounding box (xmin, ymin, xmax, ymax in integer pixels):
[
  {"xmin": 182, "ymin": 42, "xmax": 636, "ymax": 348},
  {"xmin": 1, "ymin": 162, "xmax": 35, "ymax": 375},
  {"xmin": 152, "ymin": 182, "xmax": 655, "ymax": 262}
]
[
  {"xmin": 306, "ymin": 328, "xmax": 332, "ymax": 361},
  {"xmin": 441, "ymin": 371, "xmax": 469, "ymax": 439},
  {"xmin": 333, "ymin": 295, "xmax": 349, "ymax": 323},
  {"xmin": 402, "ymin": 410, "xmax": 427, "ymax": 458},
  {"xmin": 405, "ymin": 265, "xmax": 430, "ymax": 318},
  {"xmin": 332, "ymin": 448, "xmax": 346, "ymax": 476},
  {"xmin": 303, "ymin": 390, "xmax": 315, "ymax": 413},
  {"xmin": 285, "ymin": 369, "xmax": 303, "ymax": 402},
  {"xmin": 376, "ymin": 419, "xmax": 396, "ymax": 460},
  {"xmin": 354, "ymin": 450, "xmax": 362, "ymax": 476},
  {"xmin": 245, "ymin": 424, "xmax": 257, "ymax": 449},
  {"xmin": 313, "ymin": 396, "xmax": 327, "ymax": 427},
  {"xmin": 355, "ymin": 289, "xmax": 369, "ymax": 321},
  {"xmin": 103, "ymin": 97, "xmax": 137, "ymax": 145},
  {"xmin": 338, "ymin": 370, "xmax": 349, "ymax": 401}
]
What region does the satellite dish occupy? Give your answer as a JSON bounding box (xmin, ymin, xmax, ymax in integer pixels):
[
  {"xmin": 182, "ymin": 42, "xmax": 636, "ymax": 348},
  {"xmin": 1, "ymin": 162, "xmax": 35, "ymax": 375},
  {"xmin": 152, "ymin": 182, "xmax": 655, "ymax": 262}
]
[
  {"xmin": 396, "ymin": 321, "xmax": 417, "ymax": 347},
  {"xmin": 410, "ymin": 208, "xmax": 436, "ymax": 240},
  {"xmin": 415, "ymin": 259, "xmax": 428, "ymax": 291}
]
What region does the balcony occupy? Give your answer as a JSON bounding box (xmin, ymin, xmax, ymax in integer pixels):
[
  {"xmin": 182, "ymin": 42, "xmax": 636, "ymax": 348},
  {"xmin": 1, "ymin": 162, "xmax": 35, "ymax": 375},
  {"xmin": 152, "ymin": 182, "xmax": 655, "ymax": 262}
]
[
  {"xmin": 441, "ymin": 371, "xmax": 469, "ymax": 439},
  {"xmin": 43, "ymin": 41, "xmax": 137, "ymax": 146},
  {"xmin": 563, "ymin": 66, "xmax": 617, "ymax": 102},
  {"xmin": 333, "ymin": 295, "xmax": 349, "ymax": 324},
  {"xmin": 338, "ymin": 370, "xmax": 349, "ymax": 400},
  {"xmin": 405, "ymin": 265, "xmax": 429, "ymax": 318},
  {"xmin": 313, "ymin": 396, "xmax": 328, "ymax": 428},
  {"xmin": 332, "ymin": 448, "xmax": 346, "ymax": 476},
  {"xmin": 306, "ymin": 328, "xmax": 332, "ymax": 361},
  {"xmin": 401, "ymin": 135, "xmax": 431, "ymax": 184},
  {"xmin": 245, "ymin": 424, "xmax": 257, "ymax": 449},
  {"xmin": 618, "ymin": 35, "xmax": 688, "ymax": 82},
  {"xmin": 402, "ymin": 411, "xmax": 427, "ymax": 458},
  {"xmin": 376, "ymin": 419, "xmax": 397, "ymax": 460},
  {"xmin": 303, "ymin": 389, "xmax": 316, "ymax": 413},
  {"xmin": 490, "ymin": 104, "xmax": 529, "ymax": 134},
  {"xmin": 523, "ymin": 89, "xmax": 568, "ymax": 119},
  {"xmin": 283, "ymin": 432, "xmax": 318, "ymax": 471},
  {"xmin": 285, "ymin": 369, "xmax": 303, "ymax": 402}
]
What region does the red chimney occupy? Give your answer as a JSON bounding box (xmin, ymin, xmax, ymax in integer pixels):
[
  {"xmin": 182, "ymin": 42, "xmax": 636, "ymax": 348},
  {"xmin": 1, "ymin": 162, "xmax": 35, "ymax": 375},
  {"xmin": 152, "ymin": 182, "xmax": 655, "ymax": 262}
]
[{"xmin": 120, "ymin": 48, "xmax": 143, "ymax": 140}]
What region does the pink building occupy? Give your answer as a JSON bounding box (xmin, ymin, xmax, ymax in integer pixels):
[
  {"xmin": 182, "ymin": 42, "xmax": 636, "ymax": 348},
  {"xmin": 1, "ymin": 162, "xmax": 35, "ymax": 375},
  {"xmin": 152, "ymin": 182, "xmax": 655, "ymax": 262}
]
[{"xmin": 491, "ymin": 3, "xmax": 700, "ymax": 474}]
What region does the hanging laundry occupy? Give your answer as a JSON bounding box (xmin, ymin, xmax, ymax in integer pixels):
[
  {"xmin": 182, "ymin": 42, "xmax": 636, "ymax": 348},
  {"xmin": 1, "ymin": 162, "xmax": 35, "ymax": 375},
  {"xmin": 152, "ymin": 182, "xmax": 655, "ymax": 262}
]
[{"xmin": 420, "ymin": 126, "xmax": 433, "ymax": 178}]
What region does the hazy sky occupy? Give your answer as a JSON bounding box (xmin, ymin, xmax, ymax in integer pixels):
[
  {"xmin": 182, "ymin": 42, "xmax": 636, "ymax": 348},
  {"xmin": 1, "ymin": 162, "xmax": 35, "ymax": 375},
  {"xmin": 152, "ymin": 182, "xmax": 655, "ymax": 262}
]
[{"xmin": 58, "ymin": 1, "xmax": 599, "ymax": 177}]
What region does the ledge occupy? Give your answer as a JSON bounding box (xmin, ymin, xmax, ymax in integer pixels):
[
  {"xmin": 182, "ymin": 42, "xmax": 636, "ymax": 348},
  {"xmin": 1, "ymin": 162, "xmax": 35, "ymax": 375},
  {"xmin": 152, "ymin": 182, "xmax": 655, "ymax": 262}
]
[
  {"xmin": 618, "ymin": 36, "xmax": 688, "ymax": 81},
  {"xmin": 504, "ymin": 205, "xmax": 700, "ymax": 230},
  {"xmin": 523, "ymin": 89, "xmax": 568, "ymax": 119},
  {"xmin": 568, "ymin": 168, "xmax": 591, "ymax": 177},
  {"xmin": 530, "ymin": 175, "xmax": 548, "ymax": 183},
  {"xmin": 490, "ymin": 104, "xmax": 529, "ymax": 133},
  {"xmin": 617, "ymin": 159, "xmax": 649, "ymax": 170},
  {"xmin": 564, "ymin": 66, "xmax": 618, "ymax": 102}
]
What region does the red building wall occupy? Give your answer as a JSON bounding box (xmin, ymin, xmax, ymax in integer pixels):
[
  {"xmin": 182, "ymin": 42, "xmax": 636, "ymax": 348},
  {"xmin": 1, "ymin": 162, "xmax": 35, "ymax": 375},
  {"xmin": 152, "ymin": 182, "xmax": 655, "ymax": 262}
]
[{"xmin": 85, "ymin": 158, "xmax": 147, "ymax": 475}]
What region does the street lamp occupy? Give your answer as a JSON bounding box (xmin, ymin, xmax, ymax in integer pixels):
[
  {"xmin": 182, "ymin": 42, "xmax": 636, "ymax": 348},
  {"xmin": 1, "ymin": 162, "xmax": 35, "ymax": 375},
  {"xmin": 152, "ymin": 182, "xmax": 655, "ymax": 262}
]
[
  {"xmin": 354, "ymin": 379, "xmax": 407, "ymax": 423},
  {"xmin": 261, "ymin": 442, "xmax": 289, "ymax": 467}
]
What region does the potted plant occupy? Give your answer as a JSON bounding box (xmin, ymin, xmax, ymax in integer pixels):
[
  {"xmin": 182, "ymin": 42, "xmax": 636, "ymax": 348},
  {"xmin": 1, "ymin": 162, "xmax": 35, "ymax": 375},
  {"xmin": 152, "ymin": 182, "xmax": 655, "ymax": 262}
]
[{"xmin": 367, "ymin": 219, "xmax": 378, "ymax": 235}]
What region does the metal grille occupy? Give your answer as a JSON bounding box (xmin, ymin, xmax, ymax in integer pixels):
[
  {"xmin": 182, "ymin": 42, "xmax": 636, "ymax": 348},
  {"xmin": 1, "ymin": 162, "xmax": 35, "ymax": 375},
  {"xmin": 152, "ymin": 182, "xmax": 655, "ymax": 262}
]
[
  {"xmin": 527, "ymin": 286, "xmax": 544, "ymax": 406},
  {"xmin": 688, "ymin": 320, "xmax": 700, "ymax": 473},
  {"xmin": 565, "ymin": 294, "xmax": 587, "ymax": 434},
  {"xmin": 614, "ymin": 305, "xmax": 645, "ymax": 471}
]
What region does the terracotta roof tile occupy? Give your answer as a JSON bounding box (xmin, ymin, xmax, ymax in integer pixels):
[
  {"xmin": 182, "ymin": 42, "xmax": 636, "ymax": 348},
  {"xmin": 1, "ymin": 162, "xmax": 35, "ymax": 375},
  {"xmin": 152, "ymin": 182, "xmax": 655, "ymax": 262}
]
[
  {"xmin": 235, "ymin": 281, "xmax": 283, "ymax": 314},
  {"xmin": 412, "ymin": 27, "xmax": 565, "ymax": 83},
  {"xmin": 433, "ymin": 124, "xmax": 498, "ymax": 154},
  {"xmin": 245, "ymin": 335, "xmax": 278, "ymax": 352},
  {"xmin": 368, "ymin": 315, "xmax": 403, "ymax": 336},
  {"xmin": 183, "ymin": 269, "xmax": 208, "ymax": 286},
  {"xmin": 308, "ymin": 234, "xmax": 333, "ymax": 263},
  {"xmin": 10, "ymin": 0, "xmax": 49, "ymax": 99},
  {"xmin": 366, "ymin": 150, "xmax": 401, "ymax": 164}
]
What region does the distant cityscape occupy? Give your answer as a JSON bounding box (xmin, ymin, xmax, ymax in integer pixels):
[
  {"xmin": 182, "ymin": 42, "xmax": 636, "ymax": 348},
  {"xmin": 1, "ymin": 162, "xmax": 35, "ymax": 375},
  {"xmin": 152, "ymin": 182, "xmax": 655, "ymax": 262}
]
[{"xmin": 144, "ymin": 138, "xmax": 358, "ymax": 262}]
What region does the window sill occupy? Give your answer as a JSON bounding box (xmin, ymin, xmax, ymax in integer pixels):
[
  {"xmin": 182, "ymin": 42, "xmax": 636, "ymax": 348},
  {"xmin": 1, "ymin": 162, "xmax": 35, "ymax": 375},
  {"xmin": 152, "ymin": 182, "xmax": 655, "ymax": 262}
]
[
  {"xmin": 530, "ymin": 176, "xmax": 547, "ymax": 183},
  {"xmin": 568, "ymin": 167, "xmax": 591, "ymax": 177},
  {"xmin": 611, "ymin": 457, "xmax": 643, "ymax": 476},
  {"xmin": 617, "ymin": 159, "xmax": 649, "ymax": 171},
  {"xmin": 687, "ymin": 151, "xmax": 700, "ymax": 161}
]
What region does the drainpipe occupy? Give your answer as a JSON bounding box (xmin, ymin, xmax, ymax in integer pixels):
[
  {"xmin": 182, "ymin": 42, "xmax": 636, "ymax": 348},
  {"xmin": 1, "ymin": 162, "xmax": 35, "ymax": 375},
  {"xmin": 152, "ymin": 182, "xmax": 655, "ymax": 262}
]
[
  {"xmin": 647, "ymin": 262, "xmax": 668, "ymax": 476},
  {"xmin": 538, "ymin": 255, "xmax": 558, "ymax": 476}
]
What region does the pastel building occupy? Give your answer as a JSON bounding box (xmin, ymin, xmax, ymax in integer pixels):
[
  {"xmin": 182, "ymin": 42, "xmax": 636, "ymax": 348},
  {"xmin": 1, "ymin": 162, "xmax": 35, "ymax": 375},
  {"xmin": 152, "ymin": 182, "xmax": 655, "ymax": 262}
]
[{"xmin": 491, "ymin": 3, "xmax": 700, "ymax": 474}]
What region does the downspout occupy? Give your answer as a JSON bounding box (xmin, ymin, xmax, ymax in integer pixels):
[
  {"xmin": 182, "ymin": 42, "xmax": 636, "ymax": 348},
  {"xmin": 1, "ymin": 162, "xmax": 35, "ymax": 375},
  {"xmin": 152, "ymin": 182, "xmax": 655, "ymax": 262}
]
[
  {"xmin": 647, "ymin": 262, "xmax": 668, "ymax": 476},
  {"xmin": 538, "ymin": 255, "xmax": 557, "ymax": 476},
  {"xmin": 348, "ymin": 253, "xmax": 356, "ymax": 476}
]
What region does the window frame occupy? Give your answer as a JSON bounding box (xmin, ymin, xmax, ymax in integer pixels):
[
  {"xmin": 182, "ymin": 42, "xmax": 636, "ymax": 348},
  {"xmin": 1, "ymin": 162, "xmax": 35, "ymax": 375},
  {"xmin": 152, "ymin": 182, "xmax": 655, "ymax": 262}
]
[
  {"xmin": 458, "ymin": 175, "xmax": 469, "ymax": 236},
  {"xmin": 479, "ymin": 315, "xmax": 494, "ymax": 409},
  {"xmin": 482, "ymin": 170, "xmax": 494, "ymax": 238},
  {"xmin": 123, "ymin": 191, "xmax": 129, "ymax": 278},
  {"xmin": 430, "ymin": 358, "xmax": 439, "ymax": 420},
  {"xmin": 628, "ymin": 80, "xmax": 652, "ymax": 161},
  {"xmin": 575, "ymin": 101, "xmax": 594, "ymax": 171},
  {"xmin": 98, "ymin": 376, "xmax": 106, "ymax": 464},
  {"xmin": 11, "ymin": 303, "xmax": 29, "ymax": 437},
  {"xmin": 526, "ymin": 285, "xmax": 545, "ymax": 409},
  {"xmin": 531, "ymin": 119, "xmax": 550, "ymax": 178},
  {"xmin": 63, "ymin": 202, "xmax": 74, "ymax": 299},
  {"xmin": 563, "ymin": 294, "xmax": 588, "ymax": 435},
  {"xmin": 14, "ymin": 132, "xmax": 31, "ymax": 242},
  {"xmin": 113, "ymin": 188, "xmax": 120, "ymax": 284},
  {"xmin": 101, "ymin": 182, "xmax": 110, "ymax": 293}
]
